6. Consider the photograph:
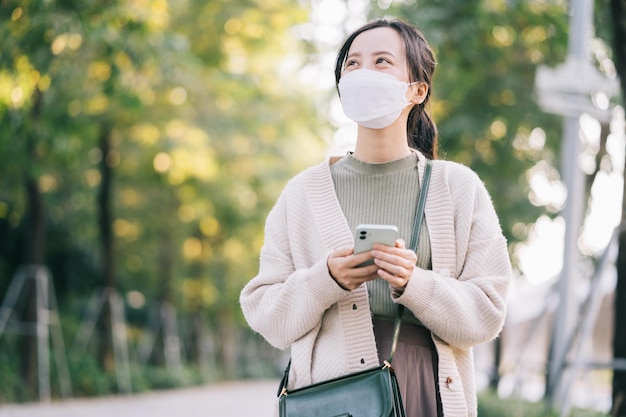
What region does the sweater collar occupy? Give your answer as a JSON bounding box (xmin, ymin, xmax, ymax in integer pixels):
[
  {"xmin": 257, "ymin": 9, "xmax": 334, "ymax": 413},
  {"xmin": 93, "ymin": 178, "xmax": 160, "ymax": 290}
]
[{"xmin": 340, "ymin": 151, "xmax": 419, "ymax": 175}]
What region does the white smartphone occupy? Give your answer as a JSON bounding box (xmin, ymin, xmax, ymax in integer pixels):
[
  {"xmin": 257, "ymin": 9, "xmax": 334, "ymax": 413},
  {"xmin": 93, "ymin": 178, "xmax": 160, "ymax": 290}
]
[{"xmin": 353, "ymin": 224, "xmax": 399, "ymax": 266}]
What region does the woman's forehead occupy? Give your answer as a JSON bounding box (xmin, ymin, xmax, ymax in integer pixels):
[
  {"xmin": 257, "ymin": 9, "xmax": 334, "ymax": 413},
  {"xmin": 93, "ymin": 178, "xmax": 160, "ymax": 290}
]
[{"xmin": 349, "ymin": 27, "xmax": 405, "ymax": 55}]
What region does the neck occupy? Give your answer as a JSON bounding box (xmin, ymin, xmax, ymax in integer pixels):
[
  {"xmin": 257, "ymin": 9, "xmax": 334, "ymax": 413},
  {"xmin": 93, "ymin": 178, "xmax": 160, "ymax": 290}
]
[{"xmin": 352, "ymin": 124, "xmax": 412, "ymax": 163}]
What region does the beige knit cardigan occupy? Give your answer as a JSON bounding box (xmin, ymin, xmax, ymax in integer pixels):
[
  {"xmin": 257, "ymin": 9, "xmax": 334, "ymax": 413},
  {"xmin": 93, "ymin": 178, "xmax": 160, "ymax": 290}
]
[{"xmin": 240, "ymin": 152, "xmax": 511, "ymax": 417}]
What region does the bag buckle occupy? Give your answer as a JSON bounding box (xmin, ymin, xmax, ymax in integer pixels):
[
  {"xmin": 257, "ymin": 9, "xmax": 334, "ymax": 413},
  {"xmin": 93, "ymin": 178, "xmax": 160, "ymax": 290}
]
[{"xmin": 383, "ymin": 360, "xmax": 394, "ymax": 371}]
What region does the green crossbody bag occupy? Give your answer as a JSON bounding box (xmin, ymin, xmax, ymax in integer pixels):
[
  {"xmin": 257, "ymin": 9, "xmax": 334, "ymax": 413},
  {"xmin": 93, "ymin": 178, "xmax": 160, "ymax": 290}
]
[{"xmin": 277, "ymin": 159, "xmax": 432, "ymax": 417}]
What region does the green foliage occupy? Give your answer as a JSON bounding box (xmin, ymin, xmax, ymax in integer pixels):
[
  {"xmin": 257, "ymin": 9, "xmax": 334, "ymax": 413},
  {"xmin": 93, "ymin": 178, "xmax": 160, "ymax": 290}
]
[
  {"xmin": 133, "ymin": 366, "xmax": 203, "ymax": 391},
  {"xmin": 0, "ymin": 334, "xmax": 210, "ymax": 402},
  {"xmin": 66, "ymin": 351, "xmax": 116, "ymax": 397},
  {"xmin": 0, "ymin": 0, "xmax": 325, "ymax": 388},
  {"xmin": 0, "ymin": 337, "xmax": 25, "ymax": 403}
]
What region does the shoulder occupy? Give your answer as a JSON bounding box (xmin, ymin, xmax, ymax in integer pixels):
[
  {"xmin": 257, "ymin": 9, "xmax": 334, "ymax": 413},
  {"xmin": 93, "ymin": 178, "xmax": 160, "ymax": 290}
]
[
  {"xmin": 433, "ymin": 159, "xmax": 479, "ymax": 179},
  {"xmin": 430, "ymin": 159, "xmax": 498, "ymax": 219},
  {"xmin": 273, "ymin": 158, "xmax": 333, "ymax": 207},
  {"xmin": 431, "ymin": 159, "xmax": 485, "ymax": 191},
  {"xmin": 283, "ymin": 158, "xmax": 332, "ymax": 190}
]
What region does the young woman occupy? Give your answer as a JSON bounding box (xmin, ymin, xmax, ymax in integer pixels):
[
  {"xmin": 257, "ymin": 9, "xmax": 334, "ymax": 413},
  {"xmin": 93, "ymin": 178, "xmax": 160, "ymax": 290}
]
[{"xmin": 240, "ymin": 18, "xmax": 511, "ymax": 417}]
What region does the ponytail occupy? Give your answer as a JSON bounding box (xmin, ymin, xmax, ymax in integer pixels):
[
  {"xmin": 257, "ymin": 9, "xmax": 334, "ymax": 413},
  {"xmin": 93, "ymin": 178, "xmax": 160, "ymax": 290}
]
[{"xmin": 408, "ymin": 103, "xmax": 438, "ymax": 159}]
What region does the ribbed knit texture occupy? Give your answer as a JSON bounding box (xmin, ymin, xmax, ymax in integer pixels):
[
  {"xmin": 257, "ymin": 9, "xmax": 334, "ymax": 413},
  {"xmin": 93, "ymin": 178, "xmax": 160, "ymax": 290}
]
[
  {"xmin": 240, "ymin": 151, "xmax": 512, "ymax": 417},
  {"xmin": 330, "ymin": 152, "xmax": 431, "ymax": 325}
]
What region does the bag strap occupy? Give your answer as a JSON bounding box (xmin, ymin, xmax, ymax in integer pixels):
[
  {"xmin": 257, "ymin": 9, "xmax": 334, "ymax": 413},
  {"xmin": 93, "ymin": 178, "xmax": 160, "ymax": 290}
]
[
  {"xmin": 409, "ymin": 158, "xmax": 432, "ymax": 254},
  {"xmin": 278, "ymin": 360, "xmax": 291, "ymax": 397},
  {"xmin": 278, "ymin": 158, "xmax": 432, "ymax": 397},
  {"xmin": 386, "ymin": 158, "xmax": 431, "ymax": 365}
]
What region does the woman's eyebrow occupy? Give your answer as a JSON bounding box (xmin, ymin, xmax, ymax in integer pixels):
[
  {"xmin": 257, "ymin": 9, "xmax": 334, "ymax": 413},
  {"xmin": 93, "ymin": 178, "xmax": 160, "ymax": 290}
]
[
  {"xmin": 372, "ymin": 50, "xmax": 397, "ymax": 57},
  {"xmin": 346, "ymin": 50, "xmax": 397, "ymax": 59}
]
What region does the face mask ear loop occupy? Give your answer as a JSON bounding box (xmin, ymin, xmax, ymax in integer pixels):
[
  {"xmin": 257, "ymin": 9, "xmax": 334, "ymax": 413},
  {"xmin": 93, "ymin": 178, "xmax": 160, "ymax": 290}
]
[{"xmin": 406, "ymin": 81, "xmax": 419, "ymax": 107}]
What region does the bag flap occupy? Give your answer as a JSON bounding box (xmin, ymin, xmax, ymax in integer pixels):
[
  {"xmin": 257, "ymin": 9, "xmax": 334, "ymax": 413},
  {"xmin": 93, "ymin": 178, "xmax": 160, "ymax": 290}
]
[{"xmin": 279, "ymin": 366, "xmax": 395, "ymax": 417}]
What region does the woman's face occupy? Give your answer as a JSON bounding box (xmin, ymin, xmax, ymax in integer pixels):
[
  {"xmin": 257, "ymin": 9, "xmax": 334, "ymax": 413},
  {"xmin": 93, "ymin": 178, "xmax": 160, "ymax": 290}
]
[{"xmin": 342, "ymin": 27, "xmax": 410, "ymax": 83}]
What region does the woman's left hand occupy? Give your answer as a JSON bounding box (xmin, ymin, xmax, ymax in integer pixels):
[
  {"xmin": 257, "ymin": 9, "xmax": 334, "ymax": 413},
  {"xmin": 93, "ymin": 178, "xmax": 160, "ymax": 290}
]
[{"xmin": 371, "ymin": 239, "xmax": 417, "ymax": 291}]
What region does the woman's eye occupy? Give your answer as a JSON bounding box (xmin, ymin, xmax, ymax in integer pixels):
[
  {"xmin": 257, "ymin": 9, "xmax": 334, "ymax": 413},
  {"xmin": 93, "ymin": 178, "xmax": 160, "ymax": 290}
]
[
  {"xmin": 346, "ymin": 60, "xmax": 358, "ymax": 67},
  {"xmin": 376, "ymin": 58, "xmax": 389, "ymax": 64}
]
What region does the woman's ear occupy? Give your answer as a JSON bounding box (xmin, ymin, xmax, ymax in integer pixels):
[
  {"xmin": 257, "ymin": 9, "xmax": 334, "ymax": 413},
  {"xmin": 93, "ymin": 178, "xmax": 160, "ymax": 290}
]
[{"xmin": 410, "ymin": 82, "xmax": 429, "ymax": 105}]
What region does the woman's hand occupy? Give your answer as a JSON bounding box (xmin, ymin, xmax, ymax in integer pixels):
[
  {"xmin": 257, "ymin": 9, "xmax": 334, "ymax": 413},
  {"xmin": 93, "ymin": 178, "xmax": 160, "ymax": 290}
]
[
  {"xmin": 327, "ymin": 239, "xmax": 417, "ymax": 291},
  {"xmin": 327, "ymin": 245, "xmax": 380, "ymax": 290},
  {"xmin": 371, "ymin": 239, "xmax": 417, "ymax": 291}
]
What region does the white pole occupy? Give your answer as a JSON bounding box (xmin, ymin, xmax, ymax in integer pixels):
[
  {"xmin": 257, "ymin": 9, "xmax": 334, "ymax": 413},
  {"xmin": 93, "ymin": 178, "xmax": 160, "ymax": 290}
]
[{"xmin": 546, "ymin": 0, "xmax": 593, "ymax": 407}]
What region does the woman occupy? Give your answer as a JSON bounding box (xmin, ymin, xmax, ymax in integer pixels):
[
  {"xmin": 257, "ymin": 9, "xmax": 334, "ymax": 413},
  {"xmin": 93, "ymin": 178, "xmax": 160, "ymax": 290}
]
[{"xmin": 240, "ymin": 18, "xmax": 511, "ymax": 417}]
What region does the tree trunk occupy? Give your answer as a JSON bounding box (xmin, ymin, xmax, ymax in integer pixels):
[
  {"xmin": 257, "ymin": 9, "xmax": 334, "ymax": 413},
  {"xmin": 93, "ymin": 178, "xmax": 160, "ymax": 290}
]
[
  {"xmin": 611, "ymin": 0, "xmax": 626, "ymax": 415},
  {"xmin": 19, "ymin": 88, "xmax": 45, "ymax": 401},
  {"xmin": 97, "ymin": 123, "xmax": 115, "ymax": 373},
  {"xmin": 152, "ymin": 234, "xmax": 175, "ymax": 367}
]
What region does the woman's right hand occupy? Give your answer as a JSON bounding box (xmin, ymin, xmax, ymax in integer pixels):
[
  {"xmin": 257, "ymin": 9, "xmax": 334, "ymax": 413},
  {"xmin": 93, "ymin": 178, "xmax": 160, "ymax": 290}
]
[{"xmin": 327, "ymin": 245, "xmax": 380, "ymax": 290}]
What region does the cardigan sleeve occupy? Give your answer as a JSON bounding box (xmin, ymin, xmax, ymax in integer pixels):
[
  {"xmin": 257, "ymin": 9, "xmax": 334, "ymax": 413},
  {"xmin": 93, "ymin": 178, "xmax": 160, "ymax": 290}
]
[
  {"xmin": 395, "ymin": 162, "xmax": 511, "ymax": 349},
  {"xmin": 239, "ymin": 180, "xmax": 348, "ymax": 350}
]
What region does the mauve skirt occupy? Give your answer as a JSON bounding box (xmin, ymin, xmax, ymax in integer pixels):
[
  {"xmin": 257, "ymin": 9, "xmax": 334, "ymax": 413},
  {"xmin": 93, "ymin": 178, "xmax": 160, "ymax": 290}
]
[{"xmin": 373, "ymin": 318, "xmax": 443, "ymax": 417}]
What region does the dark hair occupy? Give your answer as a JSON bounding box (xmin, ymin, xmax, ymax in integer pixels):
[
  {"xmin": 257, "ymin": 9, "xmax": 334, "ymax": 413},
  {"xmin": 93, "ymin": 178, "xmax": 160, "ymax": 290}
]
[{"xmin": 334, "ymin": 18, "xmax": 439, "ymax": 159}]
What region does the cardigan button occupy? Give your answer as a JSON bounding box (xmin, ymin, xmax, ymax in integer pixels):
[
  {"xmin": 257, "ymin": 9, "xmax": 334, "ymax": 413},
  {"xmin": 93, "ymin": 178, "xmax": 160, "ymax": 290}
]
[
  {"xmin": 446, "ymin": 376, "xmax": 457, "ymax": 389},
  {"xmin": 352, "ymin": 304, "xmax": 357, "ymax": 310},
  {"xmin": 360, "ymin": 358, "xmax": 365, "ymax": 365}
]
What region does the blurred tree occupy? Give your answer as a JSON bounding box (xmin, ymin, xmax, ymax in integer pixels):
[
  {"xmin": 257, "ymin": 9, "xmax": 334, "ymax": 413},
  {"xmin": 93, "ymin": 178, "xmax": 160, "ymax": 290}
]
[
  {"xmin": 164, "ymin": 0, "xmax": 328, "ymax": 376},
  {"xmin": 0, "ymin": 0, "xmax": 77, "ymax": 398},
  {"xmin": 0, "ymin": 0, "xmax": 327, "ymax": 394}
]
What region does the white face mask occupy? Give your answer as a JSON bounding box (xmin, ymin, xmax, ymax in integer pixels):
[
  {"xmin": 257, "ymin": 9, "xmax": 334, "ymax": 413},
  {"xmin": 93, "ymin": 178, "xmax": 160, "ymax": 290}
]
[{"xmin": 338, "ymin": 69, "xmax": 413, "ymax": 129}]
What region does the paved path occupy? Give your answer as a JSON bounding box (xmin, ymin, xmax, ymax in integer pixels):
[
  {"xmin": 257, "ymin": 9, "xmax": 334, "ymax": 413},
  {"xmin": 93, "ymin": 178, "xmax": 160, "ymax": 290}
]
[{"xmin": 0, "ymin": 379, "xmax": 279, "ymax": 417}]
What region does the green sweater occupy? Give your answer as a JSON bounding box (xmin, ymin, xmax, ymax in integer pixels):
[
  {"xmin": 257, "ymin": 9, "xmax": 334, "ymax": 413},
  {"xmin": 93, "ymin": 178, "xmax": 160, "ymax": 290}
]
[{"xmin": 330, "ymin": 152, "xmax": 431, "ymax": 324}]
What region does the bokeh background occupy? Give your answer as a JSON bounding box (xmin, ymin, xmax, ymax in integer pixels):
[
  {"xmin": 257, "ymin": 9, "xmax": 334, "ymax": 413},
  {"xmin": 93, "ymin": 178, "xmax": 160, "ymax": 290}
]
[{"xmin": 1, "ymin": 0, "xmax": 625, "ymax": 415}]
